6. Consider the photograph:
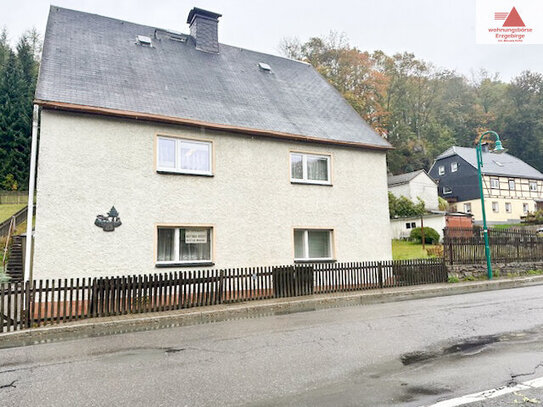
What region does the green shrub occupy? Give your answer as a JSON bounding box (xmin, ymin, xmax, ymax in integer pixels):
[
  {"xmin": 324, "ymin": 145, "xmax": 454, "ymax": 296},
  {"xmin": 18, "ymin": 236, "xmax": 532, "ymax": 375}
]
[
  {"xmin": 0, "ymin": 272, "xmax": 10, "ymax": 284},
  {"xmin": 448, "ymin": 276, "xmax": 459, "ymax": 283},
  {"xmin": 410, "ymin": 227, "xmax": 440, "ymax": 244}
]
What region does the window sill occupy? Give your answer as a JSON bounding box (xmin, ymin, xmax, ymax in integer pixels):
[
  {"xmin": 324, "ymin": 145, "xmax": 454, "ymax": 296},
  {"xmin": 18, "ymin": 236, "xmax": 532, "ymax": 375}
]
[
  {"xmin": 290, "ymin": 181, "xmax": 332, "ymax": 187},
  {"xmin": 294, "ymin": 259, "xmax": 337, "ymax": 264},
  {"xmin": 157, "ymin": 170, "xmax": 214, "ymax": 177},
  {"xmin": 155, "ymin": 262, "xmax": 215, "ymax": 268}
]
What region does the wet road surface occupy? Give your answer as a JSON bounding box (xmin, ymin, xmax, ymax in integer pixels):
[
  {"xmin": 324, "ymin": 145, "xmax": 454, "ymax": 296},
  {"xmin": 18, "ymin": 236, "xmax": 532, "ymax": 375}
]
[{"xmin": 1, "ymin": 285, "xmax": 543, "ymax": 406}]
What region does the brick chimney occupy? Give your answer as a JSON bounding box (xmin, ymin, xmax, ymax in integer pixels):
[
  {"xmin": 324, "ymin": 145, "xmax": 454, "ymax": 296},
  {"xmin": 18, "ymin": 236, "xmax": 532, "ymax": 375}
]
[{"xmin": 187, "ymin": 7, "xmax": 222, "ymax": 53}]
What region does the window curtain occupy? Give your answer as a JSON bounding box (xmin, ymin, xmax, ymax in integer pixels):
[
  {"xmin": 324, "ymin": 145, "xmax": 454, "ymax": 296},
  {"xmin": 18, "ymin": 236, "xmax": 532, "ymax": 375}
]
[
  {"xmin": 307, "ymin": 156, "xmax": 328, "ymax": 181},
  {"xmin": 179, "ymin": 229, "xmax": 211, "ymax": 261},
  {"xmin": 291, "ymin": 154, "xmax": 303, "ymax": 179},
  {"xmin": 308, "ymin": 230, "xmax": 330, "ymax": 258},
  {"xmin": 157, "ymin": 228, "xmax": 175, "ymax": 261},
  {"xmin": 180, "ymin": 142, "xmax": 210, "ymax": 172},
  {"xmin": 294, "ymin": 230, "xmax": 305, "ymax": 258},
  {"xmin": 158, "ymin": 138, "xmax": 176, "ymax": 168}
]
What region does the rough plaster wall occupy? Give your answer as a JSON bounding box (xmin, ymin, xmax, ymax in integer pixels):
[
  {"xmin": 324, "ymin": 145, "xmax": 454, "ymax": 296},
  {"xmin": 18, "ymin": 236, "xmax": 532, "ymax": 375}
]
[
  {"xmin": 33, "ymin": 110, "xmax": 392, "ymax": 279},
  {"xmin": 409, "ymin": 173, "xmax": 439, "ymax": 210}
]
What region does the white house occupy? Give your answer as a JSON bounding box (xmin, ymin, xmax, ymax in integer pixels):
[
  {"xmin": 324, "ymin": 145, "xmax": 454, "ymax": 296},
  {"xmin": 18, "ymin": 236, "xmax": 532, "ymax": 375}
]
[
  {"xmin": 388, "ymin": 170, "xmax": 439, "ymax": 211},
  {"xmin": 29, "ymin": 7, "xmax": 393, "ymax": 280}
]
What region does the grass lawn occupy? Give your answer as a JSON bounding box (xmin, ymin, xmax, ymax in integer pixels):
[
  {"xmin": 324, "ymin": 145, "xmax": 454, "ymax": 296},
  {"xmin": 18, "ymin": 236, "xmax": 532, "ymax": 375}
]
[
  {"xmin": 392, "ymin": 239, "xmax": 439, "ymax": 260},
  {"xmin": 0, "ymin": 204, "xmax": 25, "ymax": 223},
  {"xmin": 492, "ymin": 223, "xmax": 524, "ymax": 230}
]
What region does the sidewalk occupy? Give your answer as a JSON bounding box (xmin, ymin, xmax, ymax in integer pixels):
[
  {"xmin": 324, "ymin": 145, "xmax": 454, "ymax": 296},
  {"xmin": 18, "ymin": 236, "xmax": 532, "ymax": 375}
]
[{"xmin": 2, "ymin": 275, "xmax": 543, "ymax": 348}]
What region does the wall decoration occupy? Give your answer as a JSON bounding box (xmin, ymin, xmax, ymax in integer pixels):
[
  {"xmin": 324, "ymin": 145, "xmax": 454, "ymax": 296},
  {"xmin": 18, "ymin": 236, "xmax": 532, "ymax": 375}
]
[{"xmin": 95, "ymin": 206, "xmax": 122, "ymax": 232}]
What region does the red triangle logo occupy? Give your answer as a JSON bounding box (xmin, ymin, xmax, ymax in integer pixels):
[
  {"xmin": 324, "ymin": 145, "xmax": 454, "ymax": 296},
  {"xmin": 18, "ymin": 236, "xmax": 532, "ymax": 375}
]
[{"xmin": 503, "ymin": 7, "xmax": 525, "ymax": 27}]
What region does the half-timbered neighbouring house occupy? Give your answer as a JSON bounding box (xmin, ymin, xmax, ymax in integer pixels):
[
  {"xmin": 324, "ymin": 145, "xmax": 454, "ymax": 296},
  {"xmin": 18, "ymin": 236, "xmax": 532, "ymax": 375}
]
[{"xmin": 429, "ymin": 146, "xmax": 543, "ymax": 224}]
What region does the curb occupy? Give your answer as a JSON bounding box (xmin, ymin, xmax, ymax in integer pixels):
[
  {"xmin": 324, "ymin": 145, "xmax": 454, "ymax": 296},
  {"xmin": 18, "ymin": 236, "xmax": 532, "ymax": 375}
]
[{"xmin": 2, "ymin": 275, "xmax": 543, "ymax": 348}]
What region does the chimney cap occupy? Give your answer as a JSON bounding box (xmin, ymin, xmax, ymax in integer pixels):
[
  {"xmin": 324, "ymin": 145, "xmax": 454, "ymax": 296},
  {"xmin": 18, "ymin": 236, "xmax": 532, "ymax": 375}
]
[{"xmin": 187, "ymin": 7, "xmax": 222, "ymax": 24}]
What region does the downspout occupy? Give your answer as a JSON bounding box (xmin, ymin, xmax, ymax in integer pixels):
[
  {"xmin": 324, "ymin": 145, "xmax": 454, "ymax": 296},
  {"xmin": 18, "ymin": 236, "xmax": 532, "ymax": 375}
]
[{"xmin": 24, "ymin": 104, "xmax": 39, "ymax": 283}]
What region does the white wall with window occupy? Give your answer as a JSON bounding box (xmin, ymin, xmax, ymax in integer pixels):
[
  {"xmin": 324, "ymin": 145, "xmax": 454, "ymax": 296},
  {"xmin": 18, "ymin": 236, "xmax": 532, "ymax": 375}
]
[
  {"xmin": 505, "ymin": 202, "xmax": 512, "ymax": 213},
  {"xmin": 33, "ymin": 112, "xmax": 392, "ymax": 279},
  {"xmin": 463, "ymin": 203, "xmax": 472, "ymax": 213},
  {"xmin": 290, "ymin": 152, "xmax": 331, "ymax": 185}
]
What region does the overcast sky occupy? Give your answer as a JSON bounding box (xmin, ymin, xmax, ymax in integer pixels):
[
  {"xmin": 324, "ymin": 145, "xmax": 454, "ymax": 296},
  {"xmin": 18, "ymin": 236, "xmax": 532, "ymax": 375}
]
[{"xmin": 3, "ymin": 0, "xmax": 543, "ymax": 81}]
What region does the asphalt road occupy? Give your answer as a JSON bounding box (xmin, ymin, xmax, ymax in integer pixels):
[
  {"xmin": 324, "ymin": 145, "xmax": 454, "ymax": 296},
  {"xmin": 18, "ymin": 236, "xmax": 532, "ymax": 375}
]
[{"xmin": 2, "ymin": 285, "xmax": 543, "ymax": 406}]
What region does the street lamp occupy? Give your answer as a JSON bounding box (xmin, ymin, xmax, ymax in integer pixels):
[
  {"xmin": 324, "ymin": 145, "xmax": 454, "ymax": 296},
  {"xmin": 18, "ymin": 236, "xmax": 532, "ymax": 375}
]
[{"xmin": 476, "ymin": 131, "xmax": 505, "ymax": 280}]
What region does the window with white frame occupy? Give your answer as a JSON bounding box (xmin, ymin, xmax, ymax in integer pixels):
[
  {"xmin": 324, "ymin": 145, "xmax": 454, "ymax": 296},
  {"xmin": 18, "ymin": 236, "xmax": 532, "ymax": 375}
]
[
  {"xmin": 157, "ymin": 226, "xmax": 212, "ymax": 265},
  {"xmin": 492, "ymin": 201, "xmax": 499, "ymax": 213},
  {"xmin": 523, "ymin": 203, "xmax": 530, "ymax": 214},
  {"xmin": 443, "ymin": 186, "xmax": 452, "ymax": 195},
  {"xmin": 508, "ymin": 180, "xmax": 516, "ymax": 190},
  {"xmin": 490, "ymin": 178, "xmax": 500, "ymax": 189},
  {"xmin": 451, "ymin": 162, "xmax": 458, "ymax": 172},
  {"xmin": 463, "ymin": 203, "xmax": 472, "ymax": 213},
  {"xmin": 290, "ymin": 152, "xmax": 331, "ymax": 184},
  {"xmin": 157, "ymin": 136, "xmax": 212, "ymax": 175},
  {"xmin": 530, "ymin": 182, "xmax": 538, "ymax": 192},
  {"xmin": 438, "ymin": 166, "xmax": 445, "ymax": 176},
  {"xmin": 505, "ymin": 202, "xmax": 512, "ymax": 213},
  {"xmin": 294, "ymin": 229, "xmax": 333, "ymax": 261}
]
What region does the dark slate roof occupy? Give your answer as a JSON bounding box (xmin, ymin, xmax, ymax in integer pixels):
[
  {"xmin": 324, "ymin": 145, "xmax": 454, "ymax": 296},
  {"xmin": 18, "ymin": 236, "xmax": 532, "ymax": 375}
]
[
  {"xmin": 35, "ymin": 6, "xmax": 391, "ymax": 149},
  {"xmin": 387, "ymin": 170, "xmax": 435, "ymax": 187},
  {"xmin": 437, "ymin": 146, "xmax": 543, "ymax": 180}
]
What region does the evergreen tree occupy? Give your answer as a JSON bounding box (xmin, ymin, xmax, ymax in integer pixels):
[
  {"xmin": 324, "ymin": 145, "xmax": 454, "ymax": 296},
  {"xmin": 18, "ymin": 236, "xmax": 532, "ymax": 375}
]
[{"xmin": 0, "ymin": 49, "xmax": 28, "ymax": 188}]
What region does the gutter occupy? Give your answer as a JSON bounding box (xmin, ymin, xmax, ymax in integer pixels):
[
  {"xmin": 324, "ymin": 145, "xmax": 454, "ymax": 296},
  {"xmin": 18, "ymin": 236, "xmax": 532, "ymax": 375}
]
[
  {"xmin": 24, "ymin": 105, "xmax": 40, "ymax": 282},
  {"xmin": 34, "ymin": 99, "xmax": 394, "ymax": 152}
]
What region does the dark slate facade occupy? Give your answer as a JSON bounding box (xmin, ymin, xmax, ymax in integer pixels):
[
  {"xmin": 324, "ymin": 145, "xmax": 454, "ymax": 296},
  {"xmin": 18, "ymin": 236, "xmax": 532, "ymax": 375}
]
[{"xmin": 428, "ymin": 154, "xmax": 479, "ymax": 202}]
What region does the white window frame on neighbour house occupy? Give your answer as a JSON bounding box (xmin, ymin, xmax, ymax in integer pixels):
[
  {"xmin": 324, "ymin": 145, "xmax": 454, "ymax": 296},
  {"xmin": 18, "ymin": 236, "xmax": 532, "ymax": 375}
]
[
  {"xmin": 156, "ymin": 226, "xmax": 213, "ymax": 267},
  {"xmin": 523, "ymin": 203, "xmax": 530, "ymax": 214},
  {"xmin": 492, "ymin": 202, "xmax": 499, "ymax": 213},
  {"xmin": 156, "ymin": 135, "xmax": 213, "ymax": 176},
  {"xmin": 490, "ymin": 178, "xmax": 500, "ymax": 189},
  {"xmin": 508, "ymin": 179, "xmax": 516, "ymax": 190},
  {"xmin": 438, "ymin": 166, "xmax": 445, "ymax": 176},
  {"xmin": 463, "ymin": 203, "xmax": 472, "ymax": 213},
  {"xmin": 443, "ymin": 186, "xmax": 452, "ymax": 195},
  {"xmin": 505, "ymin": 202, "xmax": 512, "ymax": 213},
  {"xmin": 290, "ymin": 152, "xmax": 331, "ymax": 185},
  {"xmin": 530, "ymin": 182, "xmax": 538, "ymax": 192},
  {"xmin": 451, "ymin": 162, "xmax": 458, "ymax": 172},
  {"xmin": 293, "ymin": 229, "xmax": 334, "ymax": 262}
]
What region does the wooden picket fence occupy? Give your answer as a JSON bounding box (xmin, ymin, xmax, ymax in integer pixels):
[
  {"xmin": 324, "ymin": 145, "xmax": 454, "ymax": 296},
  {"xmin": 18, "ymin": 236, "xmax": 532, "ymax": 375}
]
[
  {"xmin": 444, "ymin": 227, "xmax": 543, "ymax": 264},
  {"xmin": 0, "ymin": 259, "xmax": 447, "ymax": 333}
]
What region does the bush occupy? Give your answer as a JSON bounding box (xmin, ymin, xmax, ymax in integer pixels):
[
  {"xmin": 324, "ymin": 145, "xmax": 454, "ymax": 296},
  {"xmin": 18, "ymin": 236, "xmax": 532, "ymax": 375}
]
[{"xmin": 410, "ymin": 227, "xmax": 440, "ymax": 244}]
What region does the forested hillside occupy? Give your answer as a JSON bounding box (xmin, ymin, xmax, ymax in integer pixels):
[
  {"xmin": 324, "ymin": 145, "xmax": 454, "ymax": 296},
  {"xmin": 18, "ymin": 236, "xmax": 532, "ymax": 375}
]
[
  {"xmin": 0, "ymin": 29, "xmax": 542, "ymax": 190},
  {"xmin": 281, "ymin": 34, "xmax": 543, "ymax": 175},
  {"xmin": 0, "ymin": 28, "xmax": 40, "ymax": 191}
]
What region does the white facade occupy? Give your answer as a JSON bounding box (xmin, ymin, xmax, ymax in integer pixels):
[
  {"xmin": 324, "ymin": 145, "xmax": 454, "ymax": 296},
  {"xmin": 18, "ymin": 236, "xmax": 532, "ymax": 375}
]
[
  {"xmin": 388, "ymin": 172, "xmax": 439, "ymax": 211},
  {"xmin": 33, "ymin": 111, "xmax": 392, "ymax": 279},
  {"xmin": 390, "ymin": 214, "xmax": 446, "ymax": 241}
]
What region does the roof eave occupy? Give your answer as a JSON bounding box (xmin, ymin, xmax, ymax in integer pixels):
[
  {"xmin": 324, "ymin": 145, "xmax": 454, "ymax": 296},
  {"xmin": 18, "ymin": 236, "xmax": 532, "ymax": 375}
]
[{"xmin": 34, "ymin": 99, "xmax": 395, "ymax": 151}]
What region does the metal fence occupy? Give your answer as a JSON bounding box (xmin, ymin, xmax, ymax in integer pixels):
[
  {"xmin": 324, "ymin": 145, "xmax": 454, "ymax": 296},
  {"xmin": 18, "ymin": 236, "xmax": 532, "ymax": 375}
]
[
  {"xmin": 443, "ymin": 227, "xmax": 543, "ymax": 264},
  {"xmin": 1, "ymin": 258, "xmax": 447, "ymax": 333},
  {"xmin": 0, "ymin": 205, "xmax": 34, "ymax": 238}
]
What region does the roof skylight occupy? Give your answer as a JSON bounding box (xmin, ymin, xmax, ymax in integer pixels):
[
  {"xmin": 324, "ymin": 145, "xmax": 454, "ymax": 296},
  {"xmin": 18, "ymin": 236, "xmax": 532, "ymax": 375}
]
[
  {"xmin": 258, "ymin": 62, "xmax": 272, "ymax": 72},
  {"xmin": 137, "ymin": 35, "xmax": 152, "ymax": 46}
]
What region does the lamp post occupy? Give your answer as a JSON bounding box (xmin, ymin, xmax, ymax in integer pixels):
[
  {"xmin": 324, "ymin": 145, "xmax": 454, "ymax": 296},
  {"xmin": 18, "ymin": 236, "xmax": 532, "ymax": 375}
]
[{"xmin": 476, "ymin": 131, "xmax": 505, "ymax": 280}]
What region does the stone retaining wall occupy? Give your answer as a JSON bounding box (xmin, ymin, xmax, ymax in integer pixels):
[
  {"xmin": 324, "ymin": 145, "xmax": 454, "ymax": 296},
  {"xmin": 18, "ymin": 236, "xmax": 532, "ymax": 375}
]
[{"xmin": 448, "ymin": 261, "xmax": 543, "ymax": 279}]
